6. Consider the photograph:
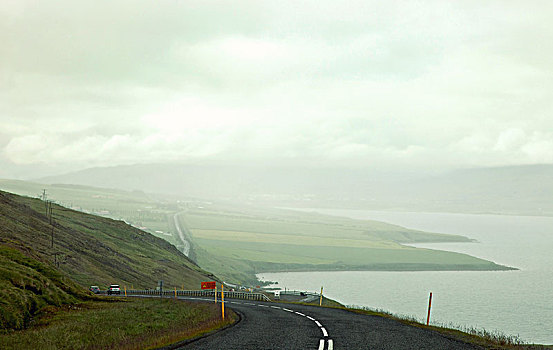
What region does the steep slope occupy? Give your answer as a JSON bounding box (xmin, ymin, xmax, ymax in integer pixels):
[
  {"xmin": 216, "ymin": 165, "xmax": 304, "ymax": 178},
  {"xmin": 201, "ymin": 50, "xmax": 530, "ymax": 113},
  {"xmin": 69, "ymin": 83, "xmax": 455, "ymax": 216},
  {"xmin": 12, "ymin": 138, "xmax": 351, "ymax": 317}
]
[
  {"xmin": 0, "ymin": 242, "xmax": 88, "ymax": 329},
  {"xmin": 0, "ymin": 190, "xmax": 215, "ymax": 292}
]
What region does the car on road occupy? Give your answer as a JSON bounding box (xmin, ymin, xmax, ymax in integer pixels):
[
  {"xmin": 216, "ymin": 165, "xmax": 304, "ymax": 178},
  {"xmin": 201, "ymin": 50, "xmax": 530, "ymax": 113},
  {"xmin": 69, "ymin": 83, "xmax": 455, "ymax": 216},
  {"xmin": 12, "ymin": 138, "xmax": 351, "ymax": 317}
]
[
  {"xmin": 107, "ymin": 284, "xmax": 121, "ymax": 295},
  {"xmin": 89, "ymin": 285, "xmax": 100, "ymax": 294}
]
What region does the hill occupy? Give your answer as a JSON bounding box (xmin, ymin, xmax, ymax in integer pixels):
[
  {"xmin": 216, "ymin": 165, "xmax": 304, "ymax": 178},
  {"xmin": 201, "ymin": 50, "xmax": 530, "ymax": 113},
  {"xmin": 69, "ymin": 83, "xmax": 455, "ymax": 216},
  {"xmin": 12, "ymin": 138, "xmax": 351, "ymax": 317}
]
[
  {"xmin": 36, "ymin": 163, "xmax": 553, "ymax": 216},
  {"xmin": 0, "ymin": 189, "xmax": 214, "ymax": 300}
]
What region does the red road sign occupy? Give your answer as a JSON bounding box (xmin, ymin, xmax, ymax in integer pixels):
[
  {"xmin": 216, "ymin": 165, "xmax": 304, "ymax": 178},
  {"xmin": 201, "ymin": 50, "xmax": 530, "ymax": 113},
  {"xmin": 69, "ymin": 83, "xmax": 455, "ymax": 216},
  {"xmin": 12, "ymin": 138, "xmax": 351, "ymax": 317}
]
[{"xmin": 201, "ymin": 281, "xmax": 216, "ymax": 290}]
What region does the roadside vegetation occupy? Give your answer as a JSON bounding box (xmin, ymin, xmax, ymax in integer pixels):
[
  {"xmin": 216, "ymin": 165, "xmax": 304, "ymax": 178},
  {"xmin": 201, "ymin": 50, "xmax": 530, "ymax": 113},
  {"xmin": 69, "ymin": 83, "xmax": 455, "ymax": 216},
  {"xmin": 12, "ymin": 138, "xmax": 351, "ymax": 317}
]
[
  {"xmin": 0, "ymin": 298, "xmax": 236, "ymax": 350},
  {"xmin": 342, "ymin": 304, "xmax": 550, "ymax": 350}
]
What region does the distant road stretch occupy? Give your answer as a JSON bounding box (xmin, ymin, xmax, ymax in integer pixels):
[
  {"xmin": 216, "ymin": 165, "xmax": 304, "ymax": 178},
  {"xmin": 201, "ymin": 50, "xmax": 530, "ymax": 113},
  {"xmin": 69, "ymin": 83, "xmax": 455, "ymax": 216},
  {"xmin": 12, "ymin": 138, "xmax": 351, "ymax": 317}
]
[
  {"xmin": 176, "ymin": 296, "xmax": 480, "ymax": 350},
  {"xmin": 173, "ymin": 213, "xmax": 190, "ymax": 257}
]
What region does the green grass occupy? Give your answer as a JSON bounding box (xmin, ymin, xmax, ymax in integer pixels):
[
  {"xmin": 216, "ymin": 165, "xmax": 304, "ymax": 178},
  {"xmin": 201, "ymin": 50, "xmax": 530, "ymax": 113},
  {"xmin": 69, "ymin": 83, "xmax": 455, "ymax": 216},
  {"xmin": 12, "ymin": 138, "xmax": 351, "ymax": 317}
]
[
  {"xmin": 0, "ymin": 298, "xmax": 237, "ymax": 350},
  {"xmin": 0, "ymin": 244, "xmax": 88, "ymax": 330},
  {"xmin": 191, "ymin": 229, "xmax": 401, "ymax": 248},
  {"xmin": 196, "ymin": 238, "xmax": 506, "ymax": 268},
  {"xmin": 183, "ymin": 208, "xmax": 472, "ymax": 242}
]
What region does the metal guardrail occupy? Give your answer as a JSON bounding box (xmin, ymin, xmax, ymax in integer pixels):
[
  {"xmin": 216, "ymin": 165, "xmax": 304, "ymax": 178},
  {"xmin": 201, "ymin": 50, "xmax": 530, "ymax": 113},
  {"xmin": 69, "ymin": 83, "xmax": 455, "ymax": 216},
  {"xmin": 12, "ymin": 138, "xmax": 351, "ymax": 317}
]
[
  {"xmin": 278, "ymin": 290, "xmax": 320, "ymax": 302},
  {"xmin": 280, "ymin": 290, "xmax": 320, "ymax": 297},
  {"xmin": 125, "ymin": 289, "xmax": 271, "ymax": 302}
]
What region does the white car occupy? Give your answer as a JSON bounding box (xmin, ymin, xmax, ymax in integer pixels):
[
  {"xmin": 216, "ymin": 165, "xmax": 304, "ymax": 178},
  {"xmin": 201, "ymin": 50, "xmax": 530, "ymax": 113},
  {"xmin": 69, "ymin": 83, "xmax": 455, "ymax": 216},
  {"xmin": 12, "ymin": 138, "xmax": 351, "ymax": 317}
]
[{"xmin": 107, "ymin": 284, "xmax": 121, "ymax": 295}]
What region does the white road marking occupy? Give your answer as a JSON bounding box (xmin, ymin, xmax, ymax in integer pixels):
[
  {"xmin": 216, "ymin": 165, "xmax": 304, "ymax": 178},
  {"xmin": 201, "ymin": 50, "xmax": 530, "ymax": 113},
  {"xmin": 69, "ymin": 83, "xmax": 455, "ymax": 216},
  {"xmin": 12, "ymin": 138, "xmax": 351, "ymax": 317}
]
[
  {"xmin": 139, "ymin": 296, "xmax": 333, "ymax": 349},
  {"xmin": 318, "ymin": 339, "xmax": 325, "ymax": 350},
  {"xmin": 186, "ymin": 298, "xmax": 331, "ymax": 346}
]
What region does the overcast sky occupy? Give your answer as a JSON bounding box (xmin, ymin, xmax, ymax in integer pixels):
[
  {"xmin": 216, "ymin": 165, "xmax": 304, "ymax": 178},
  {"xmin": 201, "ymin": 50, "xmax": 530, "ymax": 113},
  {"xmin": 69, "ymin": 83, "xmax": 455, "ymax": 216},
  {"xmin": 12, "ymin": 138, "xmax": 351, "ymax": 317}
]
[{"xmin": 1, "ymin": 0, "xmax": 552, "ymax": 178}]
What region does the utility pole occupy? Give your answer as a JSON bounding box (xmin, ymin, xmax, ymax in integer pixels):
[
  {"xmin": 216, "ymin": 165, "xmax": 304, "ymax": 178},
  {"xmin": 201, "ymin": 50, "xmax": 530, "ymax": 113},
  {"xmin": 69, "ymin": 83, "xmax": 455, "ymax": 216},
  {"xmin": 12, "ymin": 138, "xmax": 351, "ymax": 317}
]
[
  {"xmin": 48, "ymin": 201, "xmax": 52, "ymax": 224},
  {"xmin": 42, "ymin": 189, "xmax": 48, "ymax": 214},
  {"xmin": 47, "ymin": 201, "xmax": 54, "ymax": 248}
]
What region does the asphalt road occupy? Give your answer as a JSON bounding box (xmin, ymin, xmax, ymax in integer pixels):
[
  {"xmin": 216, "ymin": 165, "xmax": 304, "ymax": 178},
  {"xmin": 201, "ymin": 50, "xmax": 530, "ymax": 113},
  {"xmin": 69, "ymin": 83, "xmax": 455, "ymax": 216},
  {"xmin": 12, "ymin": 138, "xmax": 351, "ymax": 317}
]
[{"xmin": 178, "ymin": 297, "xmax": 482, "ymax": 350}]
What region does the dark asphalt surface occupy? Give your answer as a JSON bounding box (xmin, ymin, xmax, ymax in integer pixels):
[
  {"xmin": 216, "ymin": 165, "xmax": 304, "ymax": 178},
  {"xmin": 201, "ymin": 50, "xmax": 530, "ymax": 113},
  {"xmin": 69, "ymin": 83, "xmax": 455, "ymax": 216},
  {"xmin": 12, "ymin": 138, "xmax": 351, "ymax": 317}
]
[{"xmin": 178, "ymin": 297, "xmax": 482, "ymax": 350}]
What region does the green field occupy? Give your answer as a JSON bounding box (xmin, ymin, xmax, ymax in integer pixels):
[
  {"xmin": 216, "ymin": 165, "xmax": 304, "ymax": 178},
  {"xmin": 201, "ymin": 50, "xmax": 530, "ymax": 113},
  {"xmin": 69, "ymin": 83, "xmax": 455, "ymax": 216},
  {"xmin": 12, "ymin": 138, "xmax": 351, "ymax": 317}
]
[{"xmin": 181, "ymin": 206, "xmax": 512, "ymax": 282}]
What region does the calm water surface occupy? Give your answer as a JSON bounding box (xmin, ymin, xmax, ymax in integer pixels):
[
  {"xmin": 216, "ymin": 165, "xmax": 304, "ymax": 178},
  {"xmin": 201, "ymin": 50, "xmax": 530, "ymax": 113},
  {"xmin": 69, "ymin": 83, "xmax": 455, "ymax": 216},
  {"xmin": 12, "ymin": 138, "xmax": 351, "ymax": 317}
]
[{"xmin": 257, "ymin": 210, "xmax": 553, "ymax": 345}]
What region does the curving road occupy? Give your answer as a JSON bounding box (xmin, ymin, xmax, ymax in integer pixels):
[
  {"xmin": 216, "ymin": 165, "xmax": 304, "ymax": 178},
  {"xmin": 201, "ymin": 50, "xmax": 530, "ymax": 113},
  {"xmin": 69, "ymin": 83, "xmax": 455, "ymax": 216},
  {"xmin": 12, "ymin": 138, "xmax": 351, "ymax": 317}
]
[{"xmin": 178, "ymin": 297, "xmax": 481, "ymax": 350}]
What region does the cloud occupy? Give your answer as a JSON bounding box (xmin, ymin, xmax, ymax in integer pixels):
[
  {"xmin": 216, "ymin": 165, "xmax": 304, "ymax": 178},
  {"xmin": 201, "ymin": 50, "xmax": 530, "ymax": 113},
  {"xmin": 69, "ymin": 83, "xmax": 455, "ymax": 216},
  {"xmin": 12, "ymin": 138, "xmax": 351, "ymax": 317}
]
[{"xmin": 1, "ymin": 0, "xmax": 553, "ymax": 177}]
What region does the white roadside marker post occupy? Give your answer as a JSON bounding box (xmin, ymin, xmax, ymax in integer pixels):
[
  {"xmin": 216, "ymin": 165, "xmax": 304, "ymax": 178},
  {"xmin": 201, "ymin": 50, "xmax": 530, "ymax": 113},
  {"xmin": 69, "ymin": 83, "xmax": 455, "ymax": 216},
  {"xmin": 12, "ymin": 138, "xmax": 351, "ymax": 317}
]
[{"xmin": 426, "ymin": 292, "xmax": 433, "ymax": 325}]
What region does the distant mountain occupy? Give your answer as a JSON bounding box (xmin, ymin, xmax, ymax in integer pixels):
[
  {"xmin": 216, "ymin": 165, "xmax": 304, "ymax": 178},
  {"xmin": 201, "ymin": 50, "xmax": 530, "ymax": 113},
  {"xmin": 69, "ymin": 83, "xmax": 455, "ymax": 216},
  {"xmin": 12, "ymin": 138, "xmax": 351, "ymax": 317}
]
[
  {"xmin": 36, "ymin": 163, "xmax": 553, "ymax": 216},
  {"xmin": 397, "ymin": 164, "xmax": 553, "ymax": 215}
]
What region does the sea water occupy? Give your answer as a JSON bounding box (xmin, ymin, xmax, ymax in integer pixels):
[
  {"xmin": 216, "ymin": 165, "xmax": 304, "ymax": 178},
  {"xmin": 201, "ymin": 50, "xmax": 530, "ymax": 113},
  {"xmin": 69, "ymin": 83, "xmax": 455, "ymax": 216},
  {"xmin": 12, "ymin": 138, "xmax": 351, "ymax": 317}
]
[{"xmin": 257, "ymin": 210, "xmax": 553, "ymax": 345}]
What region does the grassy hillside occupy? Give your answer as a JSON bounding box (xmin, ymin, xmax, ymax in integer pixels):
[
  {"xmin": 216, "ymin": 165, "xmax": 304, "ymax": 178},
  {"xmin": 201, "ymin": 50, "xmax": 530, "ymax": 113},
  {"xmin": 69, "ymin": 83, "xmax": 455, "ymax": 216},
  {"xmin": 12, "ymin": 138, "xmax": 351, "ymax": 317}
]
[
  {"xmin": 0, "ymin": 242, "xmax": 88, "ymax": 329},
  {"xmin": 0, "ymin": 190, "xmax": 214, "ymax": 291},
  {"xmin": 0, "ymin": 179, "xmax": 187, "ymax": 252}
]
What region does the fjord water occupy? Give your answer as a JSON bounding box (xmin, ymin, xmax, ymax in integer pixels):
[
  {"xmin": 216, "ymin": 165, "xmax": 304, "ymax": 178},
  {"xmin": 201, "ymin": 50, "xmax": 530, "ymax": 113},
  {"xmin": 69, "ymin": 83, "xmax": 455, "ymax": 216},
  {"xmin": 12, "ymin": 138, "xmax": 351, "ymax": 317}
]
[{"xmin": 258, "ymin": 210, "xmax": 553, "ymax": 344}]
